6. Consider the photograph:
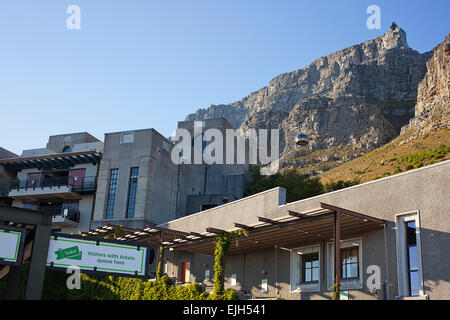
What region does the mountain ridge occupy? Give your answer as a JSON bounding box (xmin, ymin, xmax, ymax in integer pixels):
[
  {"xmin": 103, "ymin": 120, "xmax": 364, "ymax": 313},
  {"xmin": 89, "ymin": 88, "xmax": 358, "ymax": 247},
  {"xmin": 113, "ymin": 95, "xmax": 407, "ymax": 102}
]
[{"xmin": 186, "ymin": 24, "xmax": 447, "ymax": 174}]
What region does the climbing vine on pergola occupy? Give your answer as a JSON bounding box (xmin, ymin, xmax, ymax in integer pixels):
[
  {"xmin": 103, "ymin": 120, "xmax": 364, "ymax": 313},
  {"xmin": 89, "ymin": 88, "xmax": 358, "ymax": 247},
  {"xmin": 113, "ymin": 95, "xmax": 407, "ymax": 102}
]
[{"xmin": 211, "ymin": 230, "xmax": 248, "ymax": 299}]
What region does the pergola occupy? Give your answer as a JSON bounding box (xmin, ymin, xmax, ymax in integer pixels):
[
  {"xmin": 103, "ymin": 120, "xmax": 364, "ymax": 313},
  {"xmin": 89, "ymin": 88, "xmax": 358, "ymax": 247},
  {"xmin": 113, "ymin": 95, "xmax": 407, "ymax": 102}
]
[
  {"xmin": 0, "ymin": 150, "xmax": 101, "ymax": 170},
  {"xmin": 80, "ymin": 224, "xmax": 203, "ymax": 247},
  {"xmin": 80, "ymin": 203, "xmax": 385, "ymax": 291},
  {"xmin": 166, "ymin": 203, "xmax": 385, "ymax": 286}
]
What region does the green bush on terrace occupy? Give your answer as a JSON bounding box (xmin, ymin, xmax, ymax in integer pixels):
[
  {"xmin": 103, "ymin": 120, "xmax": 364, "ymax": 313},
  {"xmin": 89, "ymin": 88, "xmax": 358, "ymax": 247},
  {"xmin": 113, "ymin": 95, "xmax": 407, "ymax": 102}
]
[
  {"xmin": 66, "ymin": 273, "xmax": 237, "ymax": 300},
  {"xmin": 0, "ymin": 264, "xmax": 238, "ymax": 300}
]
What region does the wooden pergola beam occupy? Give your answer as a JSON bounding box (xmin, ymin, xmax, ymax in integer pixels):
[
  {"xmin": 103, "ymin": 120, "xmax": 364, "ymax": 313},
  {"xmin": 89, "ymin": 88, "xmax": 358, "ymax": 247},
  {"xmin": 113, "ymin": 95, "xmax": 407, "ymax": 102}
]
[
  {"xmin": 258, "ymin": 217, "xmax": 280, "ymax": 225},
  {"xmin": 288, "ymin": 210, "xmax": 307, "ymax": 218},
  {"xmin": 234, "ymin": 222, "xmax": 254, "ymax": 230},
  {"xmin": 206, "ymin": 227, "xmax": 226, "ymax": 234},
  {"xmin": 189, "ymin": 231, "xmax": 205, "ymax": 238},
  {"xmin": 320, "ymin": 202, "xmax": 385, "ymax": 225}
]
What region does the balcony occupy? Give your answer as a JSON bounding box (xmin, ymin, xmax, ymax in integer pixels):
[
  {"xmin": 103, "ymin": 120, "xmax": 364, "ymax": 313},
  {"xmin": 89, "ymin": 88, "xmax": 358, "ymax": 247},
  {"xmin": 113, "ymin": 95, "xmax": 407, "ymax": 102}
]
[
  {"xmin": 8, "ymin": 176, "xmax": 97, "ymax": 201},
  {"xmin": 38, "ymin": 206, "xmax": 80, "ymax": 228}
]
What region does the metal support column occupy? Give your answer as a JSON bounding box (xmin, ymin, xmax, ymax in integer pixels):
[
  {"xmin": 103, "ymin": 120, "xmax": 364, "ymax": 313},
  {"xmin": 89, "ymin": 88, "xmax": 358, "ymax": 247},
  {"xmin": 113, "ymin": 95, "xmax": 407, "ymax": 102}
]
[
  {"xmin": 333, "ymin": 211, "xmax": 341, "ymax": 298},
  {"xmin": 24, "ymin": 225, "xmax": 51, "ymax": 300}
]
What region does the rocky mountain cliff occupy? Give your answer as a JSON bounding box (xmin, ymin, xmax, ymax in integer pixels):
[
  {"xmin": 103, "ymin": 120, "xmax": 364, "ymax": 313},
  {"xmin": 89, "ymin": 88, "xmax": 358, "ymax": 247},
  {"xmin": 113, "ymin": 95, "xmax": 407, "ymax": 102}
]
[
  {"xmin": 186, "ymin": 24, "xmax": 437, "ymax": 171},
  {"xmin": 401, "ymin": 34, "xmax": 450, "ymax": 137}
]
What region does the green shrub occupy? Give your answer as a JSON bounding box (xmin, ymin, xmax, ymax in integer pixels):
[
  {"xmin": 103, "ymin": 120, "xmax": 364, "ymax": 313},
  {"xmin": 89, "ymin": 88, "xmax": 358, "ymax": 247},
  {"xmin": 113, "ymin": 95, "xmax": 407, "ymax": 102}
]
[
  {"xmin": 397, "ymin": 145, "xmax": 450, "ymax": 167},
  {"xmin": 414, "ymin": 162, "xmax": 423, "ymax": 169},
  {"xmin": 324, "ymin": 179, "xmax": 360, "ymax": 192},
  {"xmin": 244, "ymin": 165, "xmax": 324, "ymax": 202},
  {"xmin": 0, "ymin": 266, "xmax": 227, "ymax": 300},
  {"xmin": 393, "ymin": 166, "xmax": 402, "ymax": 174}
]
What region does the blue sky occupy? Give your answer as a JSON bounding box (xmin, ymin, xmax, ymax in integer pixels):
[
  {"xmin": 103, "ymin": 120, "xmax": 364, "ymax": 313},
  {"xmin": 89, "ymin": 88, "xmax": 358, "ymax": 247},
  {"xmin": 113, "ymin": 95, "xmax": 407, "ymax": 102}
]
[{"xmin": 0, "ymin": 0, "xmax": 448, "ymax": 155}]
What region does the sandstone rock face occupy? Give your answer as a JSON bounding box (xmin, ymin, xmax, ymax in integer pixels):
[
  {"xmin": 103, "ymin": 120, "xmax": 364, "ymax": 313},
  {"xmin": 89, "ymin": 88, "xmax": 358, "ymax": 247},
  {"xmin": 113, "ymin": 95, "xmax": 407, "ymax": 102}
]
[
  {"xmin": 401, "ymin": 34, "xmax": 450, "ymax": 135},
  {"xmin": 186, "ymin": 26, "xmax": 433, "ymax": 167}
]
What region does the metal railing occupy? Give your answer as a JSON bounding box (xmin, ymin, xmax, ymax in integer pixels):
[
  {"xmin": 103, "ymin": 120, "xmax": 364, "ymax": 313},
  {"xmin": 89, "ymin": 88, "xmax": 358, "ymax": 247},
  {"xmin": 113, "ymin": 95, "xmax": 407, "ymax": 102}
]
[
  {"xmin": 9, "ymin": 176, "xmax": 97, "ymax": 193},
  {"xmin": 38, "ymin": 206, "xmax": 80, "ymax": 223}
]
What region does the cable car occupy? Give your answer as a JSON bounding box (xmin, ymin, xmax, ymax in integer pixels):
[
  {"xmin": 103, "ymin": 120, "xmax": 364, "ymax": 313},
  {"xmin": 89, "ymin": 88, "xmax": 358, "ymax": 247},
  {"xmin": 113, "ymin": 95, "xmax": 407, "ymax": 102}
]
[{"xmin": 295, "ymin": 131, "xmax": 309, "ymax": 146}]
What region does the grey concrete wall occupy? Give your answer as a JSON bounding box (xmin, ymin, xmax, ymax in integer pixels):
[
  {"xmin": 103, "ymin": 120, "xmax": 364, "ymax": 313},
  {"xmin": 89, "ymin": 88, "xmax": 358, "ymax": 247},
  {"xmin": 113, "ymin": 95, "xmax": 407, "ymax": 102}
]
[
  {"xmin": 162, "ymin": 187, "xmax": 286, "ymax": 233},
  {"xmin": 46, "ymin": 132, "xmax": 100, "ymax": 153},
  {"xmin": 161, "ymin": 160, "xmax": 450, "ymax": 300},
  {"xmin": 185, "ymin": 193, "xmax": 238, "ymax": 215},
  {"xmin": 91, "ymin": 128, "xmax": 178, "ymax": 229},
  {"xmin": 20, "ymin": 132, "xmax": 101, "ymax": 156},
  {"xmin": 174, "ymin": 118, "xmax": 250, "ymax": 217}
]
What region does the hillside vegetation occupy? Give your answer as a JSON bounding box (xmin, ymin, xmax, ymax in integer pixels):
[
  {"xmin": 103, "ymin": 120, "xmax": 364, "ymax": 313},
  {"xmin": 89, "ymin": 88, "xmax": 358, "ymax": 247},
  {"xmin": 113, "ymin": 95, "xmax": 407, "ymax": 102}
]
[{"xmin": 319, "ymin": 128, "xmax": 450, "ymax": 184}]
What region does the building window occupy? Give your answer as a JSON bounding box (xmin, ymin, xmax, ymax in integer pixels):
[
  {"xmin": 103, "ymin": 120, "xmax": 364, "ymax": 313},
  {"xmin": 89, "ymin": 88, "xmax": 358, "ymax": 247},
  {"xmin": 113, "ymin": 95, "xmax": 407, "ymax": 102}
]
[
  {"xmin": 105, "ymin": 169, "xmax": 119, "ymax": 219},
  {"xmin": 302, "ymin": 252, "xmax": 319, "ymax": 283},
  {"xmin": 162, "ymin": 140, "xmax": 171, "ymax": 153},
  {"xmin": 326, "ymin": 238, "xmax": 363, "ymax": 290},
  {"xmin": 406, "ymin": 221, "xmax": 420, "ymax": 296},
  {"xmin": 395, "ymin": 212, "xmax": 424, "ymax": 297},
  {"xmin": 121, "ymin": 132, "xmax": 134, "ymax": 144},
  {"xmin": 126, "ymin": 167, "xmax": 139, "ymax": 218},
  {"xmin": 290, "ymin": 244, "xmax": 321, "ymax": 292},
  {"xmin": 341, "ymin": 247, "xmax": 359, "ymax": 279},
  {"xmin": 62, "ymin": 145, "xmax": 72, "ymax": 153}
]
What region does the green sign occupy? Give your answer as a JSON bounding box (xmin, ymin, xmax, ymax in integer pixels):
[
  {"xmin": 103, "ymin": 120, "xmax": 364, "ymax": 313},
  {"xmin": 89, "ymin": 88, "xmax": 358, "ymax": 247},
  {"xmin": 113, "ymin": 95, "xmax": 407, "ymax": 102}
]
[
  {"xmin": 0, "ymin": 226, "xmax": 26, "ymax": 266},
  {"xmin": 55, "ymin": 246, "xmax": 82, "ymax": 261},
  {"xmin": 47, "ymin": 234, "xmax": 149, "ymax": 278},
  {"xmin": 340, "ymin": 291, "xmax": 349, "ymax": 300}
]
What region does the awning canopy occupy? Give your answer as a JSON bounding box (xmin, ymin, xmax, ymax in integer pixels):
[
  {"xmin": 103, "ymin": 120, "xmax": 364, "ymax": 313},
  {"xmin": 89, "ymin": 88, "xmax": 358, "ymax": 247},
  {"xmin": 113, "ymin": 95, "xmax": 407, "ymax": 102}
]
[
  {"xmin": 80, "ymin": 224, "xmax": 201, "ymax": 247},
  {"xmin": 0, "ymin": 151, "xmax": 102, "ymax": 170},
  {"xmin": 165, "ymin": 203, "xmax": 386, "ymax": 255},
  {"xmin": 79, "ymin": 203, "xmax": 385, "ymax": 255}
]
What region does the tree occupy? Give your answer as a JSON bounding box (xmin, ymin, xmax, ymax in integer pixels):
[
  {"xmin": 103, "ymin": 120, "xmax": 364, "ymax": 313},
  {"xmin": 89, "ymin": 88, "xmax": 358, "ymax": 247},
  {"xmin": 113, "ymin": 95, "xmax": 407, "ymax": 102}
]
[{"xmin": 244, "ymin": 165, "xmax": 324, "ymax": 203}]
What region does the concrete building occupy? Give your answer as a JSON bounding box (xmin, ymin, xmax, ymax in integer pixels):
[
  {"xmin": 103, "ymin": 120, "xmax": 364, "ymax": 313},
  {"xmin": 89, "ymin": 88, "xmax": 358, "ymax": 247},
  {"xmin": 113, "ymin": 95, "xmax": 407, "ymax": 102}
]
[
  {"xmin": 1, "ymin": 118, "xmax": 251, "ymax": 234},
  {"xmin": 175, "ymin": 118, "xmax": 248, "ymax": 217},
  {"xmin": 0, "ymin": 133, "xmax": 103, "ymax": 233},
  {"xmin": 0, "ymin": 147, "xmax": 19, "ymax": 206},
  {"xmin": 90, "ymin": 118, "xmax": 250, "ymax": 230},
  {"xmin": 90, "ymin": 128, "xmax": 179, "ymax": 229},
  {"xmin": 151, "ymin": 160, "xmax": 450, "ymax": 300}
]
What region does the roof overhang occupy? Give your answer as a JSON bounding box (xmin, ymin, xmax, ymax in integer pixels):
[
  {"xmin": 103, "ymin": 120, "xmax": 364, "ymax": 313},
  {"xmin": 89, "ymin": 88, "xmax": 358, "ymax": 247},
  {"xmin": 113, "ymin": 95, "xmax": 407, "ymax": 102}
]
[{"xmin": 0, "ymin": 151, "xmax": 102, "ymax": 170}]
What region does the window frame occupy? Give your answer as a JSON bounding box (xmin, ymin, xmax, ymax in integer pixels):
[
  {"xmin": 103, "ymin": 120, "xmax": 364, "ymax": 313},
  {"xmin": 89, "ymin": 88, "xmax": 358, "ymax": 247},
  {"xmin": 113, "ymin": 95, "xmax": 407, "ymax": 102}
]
[
  {"xmin": 125, "ymin": 167, "xmax": 139, "ymax": 219},
  {"xmin": 290, "ymin": 244, "xmax": 321, "ymax": 293},
  {"xmin": 395, "ymin": 211, "xmax": 425, "ymax": 298},
  {"xmin": 105, "ymin": 168, "xmax": 119, "ymax": 219},
  {"xmin": 301, "ymin": 252, "xmax": 320, "ymax": 284},
  {"xmin": 340, "ymin": 246, "xmax": 360, "ymax": 280},
  {"xmin": 120, "ymin": 132, "xmax": 135, "ymax": 144},
  {"xmin": 326, "ymin": 238, "xmax": 363, "ymax": 291}
]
